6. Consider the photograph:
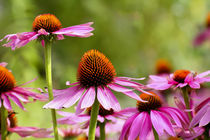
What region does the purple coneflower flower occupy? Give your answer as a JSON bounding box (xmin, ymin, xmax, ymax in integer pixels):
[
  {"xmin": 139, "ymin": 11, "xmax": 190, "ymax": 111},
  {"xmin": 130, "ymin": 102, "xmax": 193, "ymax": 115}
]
[
  {"xmin": 194, "ymin": 13, "xmax": 210, "ymax": 46},
  {"xmin": 120, "ymin": 92, "xmax": 188, "ymax": 140},
  {"xmin": 0, "ymin": 62, "xmax": 47, "ymax": 110},
  {"xmin": 4, "ymin": 111, "xmax": 52, "ymax": 138},
  {"xmin": 0, "ymin": 13, "xmax": 94, "ymax": 50},
  {"xmin": 44, "ymin": 50, "xmax": 148, "ymax": 112},
  {"xmin": 147, "ymin": 70, "xmax": 210, "ymax": 90}
]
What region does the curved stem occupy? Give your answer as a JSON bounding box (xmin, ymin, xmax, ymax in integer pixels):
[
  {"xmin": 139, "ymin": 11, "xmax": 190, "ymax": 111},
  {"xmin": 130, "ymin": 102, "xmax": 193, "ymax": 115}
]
[
  {"xmin": 182, "ymin": 87, "xmax": 192, "ymax": 120},
  {"xmin": 152, "ymin": 127, "xmax": 159, "ymax": 140},
  {"xmin": 1, "ymin": 99, "xmax": 7, "ymax": 140},
  {"xmin": 88, "ymin": 87, "xmax": 100, "ymax": 140},
  {"xmin": 99, "ymin": 122, "xmax": 106, "ymax": 140},
  {"xmin": 44, "ymin": 43, "xmax": 59, "ymax": 140}
]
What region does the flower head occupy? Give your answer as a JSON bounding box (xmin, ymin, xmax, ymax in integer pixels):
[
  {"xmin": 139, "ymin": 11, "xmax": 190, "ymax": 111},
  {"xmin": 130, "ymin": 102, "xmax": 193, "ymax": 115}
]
[
  {"xmin": 0, "ymin": 62, "xmax": 47, "ymax": 110},
  {"xmin": 120, "ymin": 92, "xmax": 188, "ymax": 140},
  {"xmin": 44, "ymin": 50, "xmax": 148, "ymax": 112},
  {"xmin": 147, "ymin": 70, "xmax": 210, "ymax": 90},
  {"xmin": 58, "ymin": 126, "xmax": 85, "ymax": 139},
  {"xmin": 156, "ymin": 59, "xmax": 172, "ymax": 75},
  {"xmin": 0, "ymin": 13, "xmax": 94, "ymax": 50}
]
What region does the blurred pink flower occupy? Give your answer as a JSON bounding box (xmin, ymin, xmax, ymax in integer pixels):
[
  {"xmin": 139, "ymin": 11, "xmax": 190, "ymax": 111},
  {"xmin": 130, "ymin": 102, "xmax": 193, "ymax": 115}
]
[
  {"xmin": 0, "ymin": 14, "xmax": 94, "ymax": 50},
  {"xmin": 120, "ymin": 92, "xmax": 188, "ymax": 140},
  {"xmin": 147, "ymin": 70, "xmax": 210, "ymax": 90},
  {"xmin": 5, "ymin": 111, "xmax": 52, "ymax": 138},
  {"xmin": 44, "ymin": 50, "xmax": 149, "ymax": 112},
  {"xmin": 58, "ymin": 126, "xmax": 85, "ymax": 139},
  {"xmin": 0, "ymin": 62, "xmax": 47, "ymax": 111},
  {"xmin": 193, "ymin": 13, "xmax": 210, "ymax": 46}
]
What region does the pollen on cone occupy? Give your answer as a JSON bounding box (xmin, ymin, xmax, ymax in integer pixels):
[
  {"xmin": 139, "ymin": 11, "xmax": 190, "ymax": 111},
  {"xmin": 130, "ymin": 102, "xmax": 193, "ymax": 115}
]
[
  {"xmin": 77, "ymin": 50, "xmax": 116, "ymax": 88},
  {"xmin": 32, "ymin": 14, "xmax": 62, "ymax": 32},
  {"xmin": 0, "ymin": 66, "xmax": 16, "ymax": 92}
]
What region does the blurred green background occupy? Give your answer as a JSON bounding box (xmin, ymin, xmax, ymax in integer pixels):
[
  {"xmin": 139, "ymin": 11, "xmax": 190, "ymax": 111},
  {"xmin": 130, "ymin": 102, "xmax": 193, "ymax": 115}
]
[{"xmin": 0, "ymin": 0, "xmax": 210, "ymax": 139}]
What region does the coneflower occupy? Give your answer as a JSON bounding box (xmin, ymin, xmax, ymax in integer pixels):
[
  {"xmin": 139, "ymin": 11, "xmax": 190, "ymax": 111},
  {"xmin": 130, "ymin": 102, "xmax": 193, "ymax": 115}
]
[
  {"xmin": 0, "ymin": 62, "xmax": 47, "ymax": 140},
  {"xmin": 120, "ymin": 92, "xmax": 188, "ymax": 140},
  {"xmin": 44, "ymin": 49, "xmax": 148, "ymax": 140},
  {"xmin": 0, "ymin": 13, "xmax": 94, "ymax": 50}
]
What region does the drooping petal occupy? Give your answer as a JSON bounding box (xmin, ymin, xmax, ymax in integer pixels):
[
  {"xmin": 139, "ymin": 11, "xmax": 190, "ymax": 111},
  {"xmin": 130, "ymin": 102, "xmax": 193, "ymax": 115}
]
[
  {"xmin": 114, "ymin": 78, "xmax": 144, "ymax": 87},
  {"xmin": 199, "ymin": 106, "xmax": 210, "ymax": 127},
  {"xmin": 128, "ymin": 112, "xmax": 151, "ymax": 140},
  {"xmin": 1, "ymin": 94, "xmax": 12, "ymax": 110},
  {"xmin": 81, "ymin": 87, "xmax": 95, "ymax": 109},
  {"xmin": 151, "ymin": 110, "xmax": 175, "ymax": 136},
  {"xmin": 120, "ymin": 113, "xmax": 139, "ymax": 140},
  {"xmin": 8, "ymin": 127, "xmax": 52, "ymax": 138},
  {"xmin": 104, "ymin": 86, "xmax": 121, "ymax": 111},
  {"xmin": 97, "ymin": 87, "xmax": 112, "ymax": 110},
  {"xmin": 43, "ymin": 86, "xmax": 84, "ymax": 109},
  {"xmin": 7, "ymin": 93, "xmax": 25, "ymax": 110}
]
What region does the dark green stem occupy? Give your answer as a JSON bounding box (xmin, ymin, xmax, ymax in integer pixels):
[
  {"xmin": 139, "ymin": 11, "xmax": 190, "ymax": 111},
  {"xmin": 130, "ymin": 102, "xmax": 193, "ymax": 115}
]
[
  {"xmin": 152, "ymin": 127, "xmax": 159, "ymax": 140},
  {"xmin": 1, "ymin": 100, "xmax": 7, "ymax": 140},
  {"xmin": 99, "ymin": 122, "xmax": 106, "ymax": 140},
  {"xmin": 44, "ymin": 43, "xmax": 59, "ymax": 140},
  {"xmin": 88, "ymin": 87, "xmax": 100, "ymax": 140},
  {"xmin": 182, "ymin": 87, "xmax": 192, "ymax": 120}
]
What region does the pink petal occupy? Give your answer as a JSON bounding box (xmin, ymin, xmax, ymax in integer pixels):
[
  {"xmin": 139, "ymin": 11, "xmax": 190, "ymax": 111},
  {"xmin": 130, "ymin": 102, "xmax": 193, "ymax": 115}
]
[
  {"xmin": 147, "ymin": 83, "xmax": 172, "ymax": 90},
  {"xmin": 1, "ymin": 94, "xmax": 12, "ymax": 110},
  {"xmin": 116, "ymin": 77, "xmax": 145, "ymax": 81},
  {"xmin": 151, "ymin": 110, "xmax": 175, "ymax": 136},
  {"xmin": 81, "ymin": 87, "xmax": 95, "ymax": 109},
  {"xmin": 7, "ymin": 93, "xmax": 25, "ymax": 110},
  {"xmin": 196, "ymin": 70, "xmax": 210, "ymax": 78},
  {"xmin": 97, "ymin": 87, "xmax": 112, "ymax": 110},
  {"xmin": 115, "ymin": 107, "xmax": 138, "ymax": 119},
  {"xmin": 199, "ymin": 106, "xmax": 210, "ymax": 127},
  {"xmin": 108, "ymin": 83, "xmax": 133, "ymax": 92},
  {"xmin": 41, "ymin": 40, "xmax": 45, "ymax": 47},
  {"xmin": 0, "ymin": 62, "xmax": 8, "ymax": 67},
  {"xmin": 43, "ymin": 87, "xmax": 84, "ymax": 109},
  {"xmin": 128, "ymin": 112, "xmax": 151, "ymax": 140},
  {"xmin": 8, "ymin": 127, "xmax": 52, "ymax": 138},
  {"xmin": 57, "ymin": 34, "xmax": 64, "ymax": 40},
  {"xmin": 120, "ymin": 113, "xmax": 139, "ymax": 140},
  {"xmin": 104, "ymin": 86, "xmax": 121, "ymax": 111},
  {"xmin": 189, "ymin": 81, "xmax": 200, "ymax": 89},
  {"xmin": 114, "ymin": 78, "xmax": 144, "ymax": 87},
  {"xmin": 190, "ymin": 103, "xmax": 209, "ymax": 127}
]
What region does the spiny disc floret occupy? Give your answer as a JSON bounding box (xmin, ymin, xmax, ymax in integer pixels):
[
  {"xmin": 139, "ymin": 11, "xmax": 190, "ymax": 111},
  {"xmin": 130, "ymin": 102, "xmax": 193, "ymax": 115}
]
[
  {"xmin": 32, "ymin": 14, "xmax": 62, "ymax": 33},
  {"xmin": 137, "ymin": 92, "xmax": 162, "ymax": 112},
  {"xmin": 0, "ymin": 66, "xmax": 15, "ymax": 92},
  {"xmin": 77, "ymin": 50, "xmax": 116, "ymax": 88}
]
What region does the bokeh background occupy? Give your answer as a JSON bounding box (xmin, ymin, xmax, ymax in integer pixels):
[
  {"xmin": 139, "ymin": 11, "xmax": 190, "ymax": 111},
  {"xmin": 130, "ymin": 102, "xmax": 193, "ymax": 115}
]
[{"xmin": 0, "ymin": 0, "xmax": 210, "ymax": 139}]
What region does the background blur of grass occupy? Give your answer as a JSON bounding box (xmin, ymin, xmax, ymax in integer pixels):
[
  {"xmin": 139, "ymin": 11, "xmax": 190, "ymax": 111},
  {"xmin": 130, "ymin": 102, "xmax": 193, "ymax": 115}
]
[{"xmin": 0, "ymin": 0, "xmax": 210, "ymax": 139}]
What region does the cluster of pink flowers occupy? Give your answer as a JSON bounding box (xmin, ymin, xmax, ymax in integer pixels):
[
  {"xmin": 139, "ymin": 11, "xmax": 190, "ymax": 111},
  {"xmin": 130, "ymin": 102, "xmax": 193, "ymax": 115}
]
[{"xmin": 0, "ymin": 13, "xmax": 209, "ymax": 140}]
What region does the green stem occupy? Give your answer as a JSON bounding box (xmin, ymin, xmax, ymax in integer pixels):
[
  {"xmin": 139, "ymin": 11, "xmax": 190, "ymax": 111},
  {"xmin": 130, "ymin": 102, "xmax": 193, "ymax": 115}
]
[
  {"xmin": 152, "ymin": 127, "xmax": 159, "ymax": 140},
  {"xmin": 88, "ymin": 87, "xmax": 100, "ymax": 140},
  {"xmin": 1, "ymin": 100, "xmax": 7, "ymax": 140},
  {"xmin": 182, "ymin": 87, "xmax": 192, "ymax": 121},
  {"xmin": 44, "ymin": 43, "xmax": 59, "ymax": 140},
  {"xmin": 99, "ymin": 122, "xmax": 106, "ymax": 140}
]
